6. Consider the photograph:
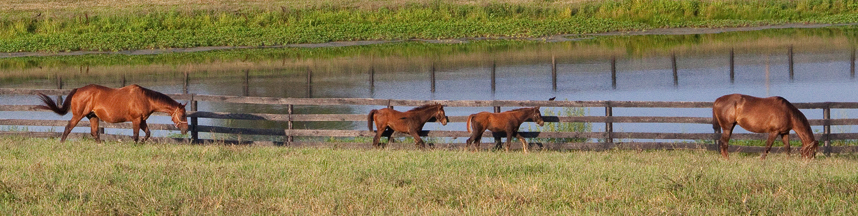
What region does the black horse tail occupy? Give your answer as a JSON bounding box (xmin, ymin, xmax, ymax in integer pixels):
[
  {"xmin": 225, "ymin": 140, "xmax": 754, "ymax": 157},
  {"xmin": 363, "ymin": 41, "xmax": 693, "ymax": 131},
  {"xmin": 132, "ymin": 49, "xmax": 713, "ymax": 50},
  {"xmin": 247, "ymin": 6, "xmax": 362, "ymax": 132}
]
[
  {"xmin": 367, "ymin": 109, "xmax": 378, "ymax": 131},
  {"xmin": 36, "ymin": 88, "xmax": 77, "ymax": 115}
]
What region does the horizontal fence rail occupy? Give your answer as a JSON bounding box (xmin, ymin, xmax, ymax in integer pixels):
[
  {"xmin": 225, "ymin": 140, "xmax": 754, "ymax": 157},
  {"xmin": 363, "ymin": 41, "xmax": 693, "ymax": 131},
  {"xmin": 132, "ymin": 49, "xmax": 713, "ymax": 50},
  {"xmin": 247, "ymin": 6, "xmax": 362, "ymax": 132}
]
[{"xmin": 3, "ymin": 88, "xmax": 858, "ymax": 155}]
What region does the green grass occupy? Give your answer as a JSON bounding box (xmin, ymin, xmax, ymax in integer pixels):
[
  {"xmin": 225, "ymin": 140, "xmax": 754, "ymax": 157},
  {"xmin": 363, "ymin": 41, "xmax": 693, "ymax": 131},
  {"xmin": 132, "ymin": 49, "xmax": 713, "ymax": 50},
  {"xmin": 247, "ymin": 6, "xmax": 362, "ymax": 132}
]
[
  {"xmin": 2, "ymin": 0, "xmax": 858, "ymax": 52},
  {"xmin": 1, "ymin": 136, "xmax": 857, "ymax": 215}
]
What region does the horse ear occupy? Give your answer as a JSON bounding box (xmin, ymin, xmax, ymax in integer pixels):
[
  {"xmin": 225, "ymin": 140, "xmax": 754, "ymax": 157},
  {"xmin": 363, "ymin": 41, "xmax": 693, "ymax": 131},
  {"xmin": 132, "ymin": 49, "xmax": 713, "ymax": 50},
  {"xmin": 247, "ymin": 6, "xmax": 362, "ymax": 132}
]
[
  {"xmin": 181, "ymin": 102, "xmax": 187, "ymax": 108},
  {"xmin": 535, "ymin": 106, "xmax": 540, "ymax": 110}
]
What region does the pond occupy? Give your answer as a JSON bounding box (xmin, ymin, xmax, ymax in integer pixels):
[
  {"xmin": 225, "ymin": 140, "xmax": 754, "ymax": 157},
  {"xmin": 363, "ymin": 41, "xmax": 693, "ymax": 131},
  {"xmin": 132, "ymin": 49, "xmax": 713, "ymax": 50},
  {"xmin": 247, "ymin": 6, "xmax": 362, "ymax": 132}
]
[{"xmin": 2, "ymin": 26, "xmax": 858, "ymax": 140}]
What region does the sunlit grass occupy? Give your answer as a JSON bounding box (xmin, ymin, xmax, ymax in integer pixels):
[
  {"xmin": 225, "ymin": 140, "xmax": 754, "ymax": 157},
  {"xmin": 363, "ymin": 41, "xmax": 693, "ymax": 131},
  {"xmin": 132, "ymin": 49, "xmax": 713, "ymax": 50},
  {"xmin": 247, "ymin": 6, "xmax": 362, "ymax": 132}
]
[{"xmin": 1, "ymin": 136, "xmax": 856, "ymax": 214}]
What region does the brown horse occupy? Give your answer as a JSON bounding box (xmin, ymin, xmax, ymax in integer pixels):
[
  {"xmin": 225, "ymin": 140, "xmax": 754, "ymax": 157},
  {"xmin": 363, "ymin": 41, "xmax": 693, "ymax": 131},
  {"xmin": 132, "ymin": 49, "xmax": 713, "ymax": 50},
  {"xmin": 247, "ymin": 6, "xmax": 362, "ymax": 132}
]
[
  {"xmin": 465, "ymin": 107, "xmax": 544, "ymax": 153},
  {"xmin": 36, "ymin": 84, "xmax": 188, "ymax": 143},
  {"xmin": 367, "ymin": 103, "xmax": 448, "ymax": 149},
  {"xmin": 713, "ymin": 94, "xmax": 818, "ymax": 159}
]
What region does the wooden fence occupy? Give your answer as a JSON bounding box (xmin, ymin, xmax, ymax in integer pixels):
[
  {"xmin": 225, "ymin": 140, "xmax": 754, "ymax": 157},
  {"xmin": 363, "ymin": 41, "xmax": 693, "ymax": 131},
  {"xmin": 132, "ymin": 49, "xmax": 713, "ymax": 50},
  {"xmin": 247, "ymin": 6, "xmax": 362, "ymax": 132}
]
[{"xmin": 3, "ymin": 88, "xmax": 858, "ymax": 155}]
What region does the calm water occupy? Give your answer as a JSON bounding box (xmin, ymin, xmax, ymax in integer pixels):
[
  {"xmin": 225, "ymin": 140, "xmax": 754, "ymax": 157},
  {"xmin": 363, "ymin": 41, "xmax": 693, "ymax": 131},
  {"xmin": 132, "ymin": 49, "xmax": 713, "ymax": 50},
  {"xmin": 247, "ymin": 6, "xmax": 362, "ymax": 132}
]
[{"xmin": 3, "ymin": 26, "xmax": 858, "ymax": 139}]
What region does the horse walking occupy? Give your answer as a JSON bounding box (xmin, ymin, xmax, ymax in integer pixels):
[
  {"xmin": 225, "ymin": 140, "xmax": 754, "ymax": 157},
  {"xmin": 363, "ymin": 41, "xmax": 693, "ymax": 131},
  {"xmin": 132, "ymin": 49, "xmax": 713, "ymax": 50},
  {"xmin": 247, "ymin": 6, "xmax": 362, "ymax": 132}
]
[
  {"xmin": 367, "ymin": 104, "xmax": 448, "ymax": 149},
  {"xmin": 713, "ymin": 94, "xmax": 818, "ymax": 159},
  {"xmin": 36, "ymin": 84, "xmax": 189, "ymax": 143},
  {"xmin": 465, "ymin": 107, "xmax": 544, "ymax": 153}
]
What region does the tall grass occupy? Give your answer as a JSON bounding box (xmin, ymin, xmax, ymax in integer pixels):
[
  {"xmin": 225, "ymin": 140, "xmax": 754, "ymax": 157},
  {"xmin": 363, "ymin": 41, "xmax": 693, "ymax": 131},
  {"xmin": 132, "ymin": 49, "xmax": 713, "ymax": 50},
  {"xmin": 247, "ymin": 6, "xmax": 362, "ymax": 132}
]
[
  {"xmin": 2, "ymin": 0, "xmax": 858, "ymax": 52},
  {"xmin": 2, "ymin": 136, "xmax": 856, "ymax": 214},
  {"xmin": 531, "ymin": 106, "xmax": 592, "ymax": 143}
]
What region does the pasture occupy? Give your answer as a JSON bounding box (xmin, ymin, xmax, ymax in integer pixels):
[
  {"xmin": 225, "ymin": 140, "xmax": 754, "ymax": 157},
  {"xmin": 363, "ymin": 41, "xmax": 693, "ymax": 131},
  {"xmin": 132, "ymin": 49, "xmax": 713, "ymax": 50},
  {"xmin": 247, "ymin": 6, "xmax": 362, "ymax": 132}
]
[{"xmin": 1, "ymin": 136, "xmax": 856, "ymax": 215}]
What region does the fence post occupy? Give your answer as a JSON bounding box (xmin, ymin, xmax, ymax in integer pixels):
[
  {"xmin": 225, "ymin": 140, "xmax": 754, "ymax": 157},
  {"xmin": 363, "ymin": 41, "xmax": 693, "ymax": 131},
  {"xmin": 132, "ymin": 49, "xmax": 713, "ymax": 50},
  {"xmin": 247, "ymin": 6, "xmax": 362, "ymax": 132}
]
[
  {"xmin": 605, "ymin": 101, "xmax": 613, "ymax": 145},
  {"xmin": 430, "ymin": 63, "xmax": 436, "ymax": 93},
  {"xmin": 552, "ymin": 55, "xmax": 557, "ymax": 91},
  {"xmin": 788, "ymin": 45, "xmax": 794, "ymax": 81},
  {"xmin": 491, "ymin": 61, "xmax": 496, "ymax": 93},
  {"xmin": 287, "ymin": 104, "xmax": 293, "ymax": 145},
  {"xmin": 243, "ymin": 69, "xmax": 250, "ymax": 96},
  {"xmin": 55, "ymin": 74, "xmax": 63, "ymax": 106},
  {"xmin": 190, "ymin": 94, "xmax": 198, "ymax": 143},
  {"xmin": 824, "ymin": 103, "xmax": 831, "ymax": 157},
  {"xmin": 672, "ymin": 52, "xmax": 678, "ymax": 86},
  {"xmin": 183, "ymin": 71, "xmax": 189, "ymax": 94},
  {"xmin": 611, "ymin": 56, "xmax": 617, "ymax": 89},
  {"xmin": 306, "ymin": 67, "xmax": 312, "ymax": 98},
  {"xmin": 849, "ymin": 47, "xmax": 855, "ymax": 78},
  {"xmin": 369, "ymin": 65, "xmax": 375, "ymax": 95},
  {"xmin": 730, "ymin": 48, "xmax": 735, "ymax": 83}
]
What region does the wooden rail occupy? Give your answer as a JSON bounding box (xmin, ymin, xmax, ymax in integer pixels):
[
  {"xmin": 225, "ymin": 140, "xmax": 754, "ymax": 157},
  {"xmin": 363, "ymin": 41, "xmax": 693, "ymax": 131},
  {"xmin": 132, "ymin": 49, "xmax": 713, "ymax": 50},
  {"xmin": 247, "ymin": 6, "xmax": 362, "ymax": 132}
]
[{"xmin": 3, "ymin": 88, "xmax": 858, "ymax": 155}]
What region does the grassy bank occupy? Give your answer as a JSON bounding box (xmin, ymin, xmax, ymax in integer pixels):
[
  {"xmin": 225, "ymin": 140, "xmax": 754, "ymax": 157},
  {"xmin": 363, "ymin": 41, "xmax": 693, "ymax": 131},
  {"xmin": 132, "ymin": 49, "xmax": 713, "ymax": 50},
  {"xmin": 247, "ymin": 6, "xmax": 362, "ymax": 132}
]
[
  {"xmin": 1, "ymin": 136, "xmax": 856, "ymax": 214},
  {"xmin": 2, "ymin": 0, "xmax": 858, "ymax": 52}
]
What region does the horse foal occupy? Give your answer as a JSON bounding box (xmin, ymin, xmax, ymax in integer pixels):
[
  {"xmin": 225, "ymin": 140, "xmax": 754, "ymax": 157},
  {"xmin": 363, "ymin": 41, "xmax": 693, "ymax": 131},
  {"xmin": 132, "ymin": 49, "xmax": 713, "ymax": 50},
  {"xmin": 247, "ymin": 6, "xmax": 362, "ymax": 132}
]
[
  {"xmin": 367, "ymin": 104, "xmax": 448, "ymax": 149},
  {"xmin": 466, "ymin": 107, "xmax": 544, "ymax": 153}
]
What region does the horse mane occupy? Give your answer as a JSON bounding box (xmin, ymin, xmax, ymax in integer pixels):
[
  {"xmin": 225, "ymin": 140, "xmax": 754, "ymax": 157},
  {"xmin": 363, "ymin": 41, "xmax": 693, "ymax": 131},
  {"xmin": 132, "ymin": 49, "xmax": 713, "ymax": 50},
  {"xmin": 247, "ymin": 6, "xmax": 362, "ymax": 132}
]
[
  {"xmin": 408, "ymin": 104, "xmax": 441, "ymax": 112},
  {"xmin": 775, "ymin": 96, "xmax": 807, "ymax": 119},
  {"xmin": 139, "ymin": 86, "xmax": 180, "ymax": 106}
]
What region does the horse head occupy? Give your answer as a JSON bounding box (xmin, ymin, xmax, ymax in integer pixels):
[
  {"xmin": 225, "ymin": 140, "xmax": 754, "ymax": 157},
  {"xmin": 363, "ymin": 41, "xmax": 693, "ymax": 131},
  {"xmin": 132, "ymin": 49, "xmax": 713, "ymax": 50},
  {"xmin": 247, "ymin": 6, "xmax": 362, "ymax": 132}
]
[
  {"xmin": 804, "ymin": 140, "xmax": 819, "ymax": 159},
  {"xmin": 172, "ymin": 103, "xmax": 189, "ymax": 134},
  {"xmin": 435, "ymin": 104, "xmax": 448, "ymax": 126},
  {"xmin": 531, "ymin": 107, "xmax": 545, "ymax": 126}
]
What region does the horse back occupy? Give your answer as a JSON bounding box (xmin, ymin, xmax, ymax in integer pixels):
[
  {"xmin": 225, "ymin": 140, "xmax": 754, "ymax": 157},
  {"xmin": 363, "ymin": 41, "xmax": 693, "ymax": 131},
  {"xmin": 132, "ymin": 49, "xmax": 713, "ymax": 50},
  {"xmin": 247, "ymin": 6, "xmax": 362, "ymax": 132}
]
[
  {"xmin": 471, "ymin": 111, "xmax": 520, "ymax": 132},
  {"xmin": 715, "ymin": 94, "xmax": 798, "ymax": 133},
  {"xmin": 72, "ymin": 84, "xmax": 154, "ymax": 120}
]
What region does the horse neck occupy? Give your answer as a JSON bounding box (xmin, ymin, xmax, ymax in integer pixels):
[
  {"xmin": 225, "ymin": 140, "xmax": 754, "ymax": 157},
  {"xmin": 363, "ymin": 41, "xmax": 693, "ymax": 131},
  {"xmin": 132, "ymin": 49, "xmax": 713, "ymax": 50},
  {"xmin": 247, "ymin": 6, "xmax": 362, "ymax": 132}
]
[
  {"xmin": 512, "ymin": 109, "xmax": 534, "ymax": 122},
  {"xmin": 791, "ymin": 114, "xmax": 816, "ymax": 143},
  {"xmin": 410, "ymin": 106, "xmax": 439, "ymax": 121},
  {"xmin": 151, "ymin": 98, "xmax": 180, "ymax": 114}
]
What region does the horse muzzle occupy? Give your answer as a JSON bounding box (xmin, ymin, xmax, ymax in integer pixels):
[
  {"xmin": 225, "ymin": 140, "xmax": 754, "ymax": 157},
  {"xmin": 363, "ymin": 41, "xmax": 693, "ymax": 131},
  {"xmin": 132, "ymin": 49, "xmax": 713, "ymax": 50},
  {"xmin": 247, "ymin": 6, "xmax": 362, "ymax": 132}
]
[
  {"xmin": 175, "ymin": 122, "xmax": 189, "ymax": 135},
  {"xmin": 536, "ymin": 120, "xmax": 545, "ymax": 126}
]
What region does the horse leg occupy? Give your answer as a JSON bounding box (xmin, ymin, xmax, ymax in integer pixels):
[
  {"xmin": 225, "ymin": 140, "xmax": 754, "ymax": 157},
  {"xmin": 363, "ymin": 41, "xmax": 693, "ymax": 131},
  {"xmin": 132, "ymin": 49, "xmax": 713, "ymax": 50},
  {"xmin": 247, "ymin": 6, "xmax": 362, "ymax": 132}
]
[
  {"xmin": 385, "ymin": 130, "xmax": 396, "ymax": 147},
  {"xmin": 131, "ymin": 119, "xmax": 142, "ymax": 143},
  {"xmin": 472, "ymin": 132, "xmax": 483, "ymax": 152},
  {"xmin": 515, "ymin": 132, "xmax": 529, "ymax": 154},
  {"xmin": 88, "ymin": 116, "xmax": 101, "ymax": 143},
  {"xmin": 141, "ymin": 120, "xmax": 151, "ymax": 143},
  {"xmin": 781, "ymin": 133, "xmax": 791, "ymax": 157},
  {"xmin": 761, "ymin": 133, "xmax": 778, "ymax": 160},
  {"xmin": 466, "ymin": 127, "xmax": 483, "ymax": 152},
  {"xmin": 718, "ymin": 124, "xmax": 735, "ymax": 159},
  {"xmin": 504, "ymin": 131, "xmax": 514, "ymax": 152},
  {"xmin": 372, "ymin": 126, "xmax": 385, "ymax": 148},
  {"xmin": 409, "ymin": 130, "xmax": 425, "ymax": 150},
  {"xmin": 60, "ymin": 115, "xmax": 85, "ymax": 142},
  {"xmin": 492, "ymin": 133, "xmax": 503, "ymax": 150}
]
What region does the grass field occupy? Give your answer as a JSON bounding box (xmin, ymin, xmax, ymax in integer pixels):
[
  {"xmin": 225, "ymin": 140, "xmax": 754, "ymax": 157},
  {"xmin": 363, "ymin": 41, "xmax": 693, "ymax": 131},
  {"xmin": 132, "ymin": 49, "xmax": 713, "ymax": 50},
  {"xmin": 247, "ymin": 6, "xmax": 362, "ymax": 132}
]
[
  {"xmin": 1, "ymin": 136, "xmax": 857, "ymax": 215},
  {"xmin": 2, "ymin": 0, "xmax": 858, "ymax": 52}
]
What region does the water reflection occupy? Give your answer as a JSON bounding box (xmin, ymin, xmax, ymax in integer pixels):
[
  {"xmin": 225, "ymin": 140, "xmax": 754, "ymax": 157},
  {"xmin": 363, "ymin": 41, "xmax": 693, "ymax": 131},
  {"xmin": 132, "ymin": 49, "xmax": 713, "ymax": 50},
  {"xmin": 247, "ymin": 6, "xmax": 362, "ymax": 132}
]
[{"xmin": 2, "ymin": 26, "xmax": 858, "ymax": 138}]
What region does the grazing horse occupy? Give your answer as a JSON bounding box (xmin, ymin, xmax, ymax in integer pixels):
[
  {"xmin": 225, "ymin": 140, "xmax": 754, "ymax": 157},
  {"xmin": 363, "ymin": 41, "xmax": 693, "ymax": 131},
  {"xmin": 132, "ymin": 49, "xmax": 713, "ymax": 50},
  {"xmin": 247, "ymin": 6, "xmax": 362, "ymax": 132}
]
[
  {"xmin": 36, "ymin": 84, "xmax": 189, "ymax": 143},
  {"xmin": 465, "ymin": 107, "xmax": 545, "ymax": 153},
  {"xmin": 367, "ymin": 103, "xmax": 448, "ymax": 149},
  {"xmin": 713, "ymin": 94, "xmax": 818, "ymax": 159}
]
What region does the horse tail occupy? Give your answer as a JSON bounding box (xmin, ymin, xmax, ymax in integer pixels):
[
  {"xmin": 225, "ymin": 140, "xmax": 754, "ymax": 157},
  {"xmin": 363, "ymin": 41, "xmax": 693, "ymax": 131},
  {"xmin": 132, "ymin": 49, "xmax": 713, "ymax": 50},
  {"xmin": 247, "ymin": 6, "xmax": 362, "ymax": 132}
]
[
  {"xmin": 35, "ymin": 88, "xmax": 77, "ymax": 115},
  {"xmin": 711, "ymin": 108, "xmax": 721, "ymax": 133},
  {"xmin": 367, "ymin": 109, "xmax": 378, "ymax": 131},
  {"xmin": 466, "ymin": 114, "xmax": 474, "ymax": 133}
]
